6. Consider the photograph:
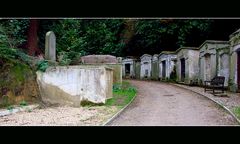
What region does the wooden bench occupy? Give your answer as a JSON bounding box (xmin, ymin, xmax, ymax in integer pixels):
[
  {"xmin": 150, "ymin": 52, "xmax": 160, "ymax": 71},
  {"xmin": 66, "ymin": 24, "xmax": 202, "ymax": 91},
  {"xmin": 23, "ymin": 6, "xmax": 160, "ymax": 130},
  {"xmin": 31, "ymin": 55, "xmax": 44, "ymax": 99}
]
[{"xmin": 204, "ymin": 76, "xmax": 225, "ymax": 95}]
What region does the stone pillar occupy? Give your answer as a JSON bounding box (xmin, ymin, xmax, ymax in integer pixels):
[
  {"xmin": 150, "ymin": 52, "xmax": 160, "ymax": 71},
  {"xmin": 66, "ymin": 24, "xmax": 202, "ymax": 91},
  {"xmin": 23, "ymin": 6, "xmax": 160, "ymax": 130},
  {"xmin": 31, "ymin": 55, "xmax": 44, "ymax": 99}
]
[{"xmin": 45, "ymin": 31, "xmax": 56, "ymax": 61}]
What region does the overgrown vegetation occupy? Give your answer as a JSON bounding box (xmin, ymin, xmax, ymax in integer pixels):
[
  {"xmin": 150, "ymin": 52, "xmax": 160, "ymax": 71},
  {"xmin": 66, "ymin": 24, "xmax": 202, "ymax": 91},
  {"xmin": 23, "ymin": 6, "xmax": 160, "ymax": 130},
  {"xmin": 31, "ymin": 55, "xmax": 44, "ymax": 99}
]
[
  {"xmin": 105, "ymin": 81, "xmax": 137, "ymax": 107},
  {"xmin": 233, "ymin": 106, "xmax": 240, "ymax": 120},
  {"xmin": 2, "ymin": 19, "xmax": 240, "ymax": 62},
  {"xmin": 36, "ymin": 60, "xmax": 49, "ymax": 72}
]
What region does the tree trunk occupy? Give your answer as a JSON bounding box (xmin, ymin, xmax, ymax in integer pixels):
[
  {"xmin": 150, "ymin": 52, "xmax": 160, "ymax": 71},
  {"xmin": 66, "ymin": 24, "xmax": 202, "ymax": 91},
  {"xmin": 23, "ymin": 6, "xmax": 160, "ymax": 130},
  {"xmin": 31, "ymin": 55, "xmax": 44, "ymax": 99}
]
[{"xmin": 27, "ymin": 19, "xmax": 41, "ymax": 56}]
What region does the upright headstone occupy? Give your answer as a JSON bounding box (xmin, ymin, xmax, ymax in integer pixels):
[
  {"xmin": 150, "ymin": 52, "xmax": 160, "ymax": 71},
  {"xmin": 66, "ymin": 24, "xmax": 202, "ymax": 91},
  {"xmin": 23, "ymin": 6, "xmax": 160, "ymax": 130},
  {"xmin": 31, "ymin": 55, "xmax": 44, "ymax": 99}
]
[{"xmin": 45, "ymin": 31, "xmax": 56, "ymax": 61}]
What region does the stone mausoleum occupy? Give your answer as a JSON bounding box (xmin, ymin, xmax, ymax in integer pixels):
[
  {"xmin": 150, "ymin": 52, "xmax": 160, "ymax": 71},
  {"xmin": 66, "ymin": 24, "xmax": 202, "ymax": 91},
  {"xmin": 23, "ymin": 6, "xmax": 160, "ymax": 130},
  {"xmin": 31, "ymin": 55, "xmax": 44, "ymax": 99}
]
[
  {"xmin": 199, "ymin": 40, "xmax": 230, "ymax": 86},
  {"xmin": 140, "ymin": 54, "xmax": 152, "ymax": 79},
  {"xmin": 176, "ymin": 47, "xmax": 199, "ymax": 85},
  {"xmin": 122, "ymin": 57, "xmax": 137, "ymax": 78},
  {"xmin": 229, "ymin": 29, "xmax": 240, "ymax": 92},
  {"xmin": 158, "ymin": 51, "xmax": 177, "ymax": 80}
]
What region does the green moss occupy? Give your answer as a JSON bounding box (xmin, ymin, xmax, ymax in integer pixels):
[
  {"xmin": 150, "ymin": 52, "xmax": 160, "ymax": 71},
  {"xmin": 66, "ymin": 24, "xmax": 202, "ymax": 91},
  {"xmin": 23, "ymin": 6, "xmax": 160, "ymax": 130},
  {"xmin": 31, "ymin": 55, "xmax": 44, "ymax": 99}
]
[{"xmin": 0, "ymin": 56, "xmax": 36, "ymax": 106}]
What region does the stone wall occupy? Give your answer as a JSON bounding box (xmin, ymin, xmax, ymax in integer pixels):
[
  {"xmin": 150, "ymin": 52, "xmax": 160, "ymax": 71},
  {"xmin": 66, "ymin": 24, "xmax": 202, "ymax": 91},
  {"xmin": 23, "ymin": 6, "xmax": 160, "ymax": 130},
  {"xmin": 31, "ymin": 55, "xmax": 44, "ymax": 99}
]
[{"xmin": 36, "ymin": 65, "xmax": 113, "ymax": 107}]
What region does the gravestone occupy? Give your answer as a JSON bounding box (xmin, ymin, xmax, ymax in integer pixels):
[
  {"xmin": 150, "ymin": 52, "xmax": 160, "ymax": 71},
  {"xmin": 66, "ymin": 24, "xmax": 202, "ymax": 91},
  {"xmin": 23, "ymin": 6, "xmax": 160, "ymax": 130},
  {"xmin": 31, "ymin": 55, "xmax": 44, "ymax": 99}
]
[{"xmin": 45, "ymin": 31, "xmax": 56, "ymax": 61}]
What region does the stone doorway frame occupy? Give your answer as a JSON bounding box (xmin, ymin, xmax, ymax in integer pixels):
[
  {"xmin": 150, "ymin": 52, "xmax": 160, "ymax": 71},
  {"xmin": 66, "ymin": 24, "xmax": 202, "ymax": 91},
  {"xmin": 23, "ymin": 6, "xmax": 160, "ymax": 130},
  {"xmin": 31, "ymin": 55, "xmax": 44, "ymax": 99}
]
[{"xmin": 180, "ymin": 58, "xmax": 185, "ymax": 82}]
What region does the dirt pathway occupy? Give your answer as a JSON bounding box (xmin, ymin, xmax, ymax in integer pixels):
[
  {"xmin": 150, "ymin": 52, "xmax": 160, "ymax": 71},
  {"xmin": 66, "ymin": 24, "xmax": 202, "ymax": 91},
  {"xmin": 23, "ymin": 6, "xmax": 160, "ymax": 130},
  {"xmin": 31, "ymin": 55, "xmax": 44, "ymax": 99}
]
[{"xmin": 108, "ymin": 80, "xmax": 238, "ymax": 126}]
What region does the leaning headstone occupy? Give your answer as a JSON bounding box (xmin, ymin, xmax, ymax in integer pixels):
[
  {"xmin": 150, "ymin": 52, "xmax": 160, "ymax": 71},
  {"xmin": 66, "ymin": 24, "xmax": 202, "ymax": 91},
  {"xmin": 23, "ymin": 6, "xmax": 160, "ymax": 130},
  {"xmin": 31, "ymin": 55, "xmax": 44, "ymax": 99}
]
[{"xmin": 45, "ymin": 31, "xmax": 56, "ymax": 61}]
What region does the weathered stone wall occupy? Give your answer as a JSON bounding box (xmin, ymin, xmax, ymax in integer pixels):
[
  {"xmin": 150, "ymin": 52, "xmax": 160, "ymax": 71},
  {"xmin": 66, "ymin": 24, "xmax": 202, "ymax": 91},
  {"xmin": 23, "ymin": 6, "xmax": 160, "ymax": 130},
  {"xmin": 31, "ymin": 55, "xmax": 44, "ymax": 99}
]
[
  {"xmin": 188, "ymin": 50, "xmax": 200, "ymax": 83},
  {"xmin": 104, "ymin": 64, "xmax": 122, "ymax": 84},
  {"xmin": 176, "ymin": 47, "xmax": 199, "ymax": 85},
  {"xmin": 229, "ymin": 29, "xmax": 240, "ymax": 92},
  {"xmin": 140, "ymin": 54, "xmax": 152, "ymax": 79},
  {"xmin": 36, "ymin": 65, "xmax": 113, "ymax": 107},
  {"xmin": 199, "ymin": 40, "xmax": 229, "ymax": 86},
  {"xmin": 217, "ymin": 48, "xmax": 230, "ymax": 86},
  {"xmin": 151, "ymin": 54, "xmax": 159, "ymax": 80}
]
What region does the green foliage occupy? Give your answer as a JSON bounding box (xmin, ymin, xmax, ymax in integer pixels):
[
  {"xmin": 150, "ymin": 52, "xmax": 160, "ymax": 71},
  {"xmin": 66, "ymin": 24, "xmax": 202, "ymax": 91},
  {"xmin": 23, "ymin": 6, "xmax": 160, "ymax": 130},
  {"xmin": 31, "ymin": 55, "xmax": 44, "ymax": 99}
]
[
  {"xmin": 58, "ymin": 51, "xmax": 82, "ymax": 65},
  {"xmin": 106, "ymin": 81, "xmax": 137, "ymax": 107},
  {"xmin": 0, "ymin": 46, "xmax": 32, "ymax": 67},
  {"xmin": 132, "ymin": 19, "xmax": 213, "ymax": 55},
  {"xmin": 19, "ymin": 100, "xmax": 27, "ymax": 106},
  {"xmin": 0, "ymin": 19, "xmax": 216, "ymax": 68},
  {"xmin": 45, "ymin": 19, "xmax": 126, "ymax": 61},
  {"xmin": 7, "ymin": 105, "xmax": 14, "ymax": 111},
  {"xmin": 0, "ymin": 19, "xmax": 29, "ymax": 48},
  {"xmin": 113, "ymin": 83, "xmax": 122, "ymax": 92},
  {"xmin": 233, "ymin": 106, "xmax": 240, "ymax": 120},
  {"xmin": 36, "ymin": 60, "xmax": 48, "ymax": 72}
]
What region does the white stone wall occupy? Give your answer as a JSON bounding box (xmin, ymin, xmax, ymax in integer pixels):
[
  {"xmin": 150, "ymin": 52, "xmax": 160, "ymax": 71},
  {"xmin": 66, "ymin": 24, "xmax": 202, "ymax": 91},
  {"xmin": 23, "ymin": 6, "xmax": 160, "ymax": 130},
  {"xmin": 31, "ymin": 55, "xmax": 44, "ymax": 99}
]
[{"xmin": 36, "ymin": 66, "xmax": 113, "ymax": 107}]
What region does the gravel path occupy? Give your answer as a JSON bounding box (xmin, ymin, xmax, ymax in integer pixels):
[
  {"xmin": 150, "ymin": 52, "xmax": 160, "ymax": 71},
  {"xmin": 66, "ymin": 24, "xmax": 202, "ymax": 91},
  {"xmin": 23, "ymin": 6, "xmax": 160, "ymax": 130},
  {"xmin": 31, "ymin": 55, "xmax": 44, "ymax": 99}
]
[
  {"xmin": 108, "ymin": 80, "xmax": 238, "ymax": 126},
  {"xmin": 0, "ymin": 106, "xmax": 119, "ymax": 126}
]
